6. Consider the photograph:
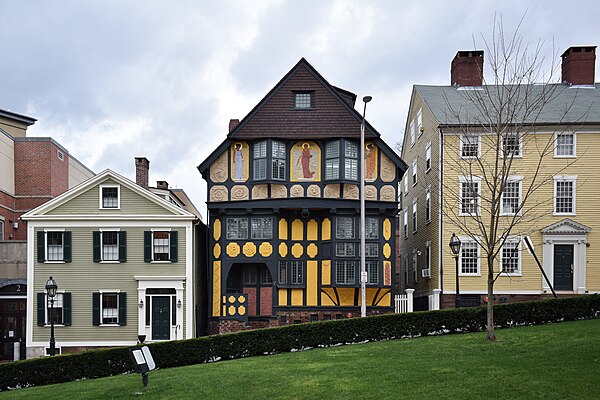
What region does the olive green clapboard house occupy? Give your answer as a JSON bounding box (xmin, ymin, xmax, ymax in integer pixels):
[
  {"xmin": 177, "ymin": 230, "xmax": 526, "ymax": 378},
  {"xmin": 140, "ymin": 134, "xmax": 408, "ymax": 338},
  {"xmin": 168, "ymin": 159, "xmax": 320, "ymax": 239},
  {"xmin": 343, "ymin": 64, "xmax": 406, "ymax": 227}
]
[{"xmin": 22, "ymin": 170, "xmax": 197, "ymax": 358}]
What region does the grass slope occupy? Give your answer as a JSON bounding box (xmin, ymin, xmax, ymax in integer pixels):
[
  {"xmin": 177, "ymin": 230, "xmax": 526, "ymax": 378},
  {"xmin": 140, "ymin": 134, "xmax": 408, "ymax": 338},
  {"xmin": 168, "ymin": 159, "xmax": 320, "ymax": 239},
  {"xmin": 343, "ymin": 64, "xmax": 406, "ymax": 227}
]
[{"xmin": 2, "ymin": 319, "xmax": 599, "ymax": 399}]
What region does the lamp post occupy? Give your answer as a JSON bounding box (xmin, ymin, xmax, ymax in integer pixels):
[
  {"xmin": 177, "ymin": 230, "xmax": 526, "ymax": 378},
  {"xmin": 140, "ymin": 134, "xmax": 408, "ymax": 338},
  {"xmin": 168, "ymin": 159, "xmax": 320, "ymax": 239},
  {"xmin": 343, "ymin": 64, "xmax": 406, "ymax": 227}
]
[
  {"xmin": 449, "ymin": 233, "xmax": 461, "ymax": 308},
  {"xmin": 45, "ymin": 276, "xmax": 58, "ymax": 356},
  {"xmin": 360, "ymin": 95, "xmax": 372, "ymax": 318}
]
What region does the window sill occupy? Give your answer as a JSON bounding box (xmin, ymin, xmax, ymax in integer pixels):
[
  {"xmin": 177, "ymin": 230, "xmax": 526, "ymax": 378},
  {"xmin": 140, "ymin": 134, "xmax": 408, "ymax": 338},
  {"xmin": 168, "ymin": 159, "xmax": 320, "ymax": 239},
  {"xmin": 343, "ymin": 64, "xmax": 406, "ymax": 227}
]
[
  {"xmin": 553, "ymin": 212, "xmax": 576, "ymax": 216},
  {"xmin": 459, "ymin": 273, "xmax": 481, "ymax": 277},
  {"xmin": 291, "ymin": 107, "xmax": 315, "ymax": 111},
  {"xmin": 426, "ymin": 220, "xmax": 431, "ymax": 225},
  {"xmin": 500, "ymin": 212, "xmax": 521, "ymax": 216},
  {"xmin": 100, "ymin": 324, "xmax": 121, "ymax": 327},
  {"xmin": 150, "ymin": 261, "xmax": 173, "ymax": 264},
  {"xmin": 458, "ymin": 213, "xmax": 480, "ymax": 217},
  {"xmin": 99, "ymin": 207, "xmax": 121, "ymax": 210},
  {"xmin": 44, "ymin": 324, "xmax": 65, "ymax": 328},
  {"xmin": 425, "ymin": 168, "xmax": 431, "ymax": 174},
  {"xmin": 44, "ymin": 261, "xmax": 66, "ymax": 264},
  {"xmin": 499, "ymin": 272, "xmax": 522, "ymax": 277},
  {"xmin": 100, "ymin": 261, "xmax": 121, "ymax": 264},
  {"xmin": 460, "ymin": 155, "xmax": 480, "ymax": 160},
  {"xmin": 554, "ymin": 155, "xmax": 576, "ymax": 159}
]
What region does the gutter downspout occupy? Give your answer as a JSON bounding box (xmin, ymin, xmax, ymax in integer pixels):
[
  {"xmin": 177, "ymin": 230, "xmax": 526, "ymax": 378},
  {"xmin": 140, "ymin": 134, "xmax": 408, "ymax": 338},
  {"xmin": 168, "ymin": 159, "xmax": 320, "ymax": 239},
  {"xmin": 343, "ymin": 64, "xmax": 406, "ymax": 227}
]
[{"xmin": 438, "ymin": 128, "xmax": 444, "ymax": 307}]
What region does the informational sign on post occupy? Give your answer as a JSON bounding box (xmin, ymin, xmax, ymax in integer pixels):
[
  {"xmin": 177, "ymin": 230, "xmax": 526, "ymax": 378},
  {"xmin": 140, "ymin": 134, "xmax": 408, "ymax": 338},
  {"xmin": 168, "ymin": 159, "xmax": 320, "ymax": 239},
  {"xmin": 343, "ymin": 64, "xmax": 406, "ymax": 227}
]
[{"xmin": 129, "ymin": 346, "xmax": 156, "ymax": 388}]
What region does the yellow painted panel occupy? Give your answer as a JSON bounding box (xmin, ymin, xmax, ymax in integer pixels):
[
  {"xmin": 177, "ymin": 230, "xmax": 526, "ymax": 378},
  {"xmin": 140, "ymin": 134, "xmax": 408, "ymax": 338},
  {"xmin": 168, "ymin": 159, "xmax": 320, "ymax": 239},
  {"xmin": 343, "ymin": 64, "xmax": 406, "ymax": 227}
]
[
  {"xmin": 212, "ymin": 261, "xmax": 221, "ymax": 316},
  {"xmin": 291, "ymin": 289, "xmax": 303, "ymax": 306},
  {"xmin": 322, "ymin": 218, "xmax": 331, "ymax": 241},
  {"xmin": 383, "ymin": 243, "xmax": 391, "ymax": 259},
  {"xmin": 307, "ymin": 261, "xmax": 318, "ymax": 306},
  {"xmin": 243, "ymin": 242, "xmax": 257, "ymax": 257},
  {"xmin": 307, "ymin": 219, "xmax": 318, "ymax": 241},
  {"xmin": 213, "ymin": 219, "xmax": 221, "ymax": 241},
  {"xmin": 226, "ymin": 242, "xmax": 240, "ymax": 257},
  {"xmin": 337, "ymin": 288, "xmax": 355, "ymax": 306},
  {"xmin": 383, "ymin": 218, "xmax": 391, "ymax": 241},
  {"xmin": 291, "ymin": 243, "xmax": 304, "ymax": 258},
  {"xmin": 292, "ymin": 219, "xmax": 303, "ymax": 241},
  {"xmin": 259, "ymin": 242, "xmax": 273, "ymax": 257},
  {"xmin": 376, "ymin": 292, "xmax": 391, "ymax": 307},
  {"xmin": 307, "ymin": 243, "xmax": 318, "ymax": 258},
  {"xmin": 279, "ymin": 242, "xmax": 288, "ymax": 257},
  {"xmin": 322, "ymin": 260, "xmax": 331, "ymax": 285},
  {"xmin": 358, "ymin": 288, "xmax": 381, "ymax": 306},
  {"xmin": 279, "ymin": 289, "xmax": 288, "ymax": 306},
  {"xmin": 213, "ymin": 243, "xmax": 221, "ymax": 259},
  {"xmin": 279, "ymin": 218, "xmax": 288, "ymax": 240},
  {"xmin": 321, "ymin": 291, "xmax": 335, "ymax": 306},
  {"xmin": 383, "ymin": 261, "xmax": 392, "ymax": 286}
]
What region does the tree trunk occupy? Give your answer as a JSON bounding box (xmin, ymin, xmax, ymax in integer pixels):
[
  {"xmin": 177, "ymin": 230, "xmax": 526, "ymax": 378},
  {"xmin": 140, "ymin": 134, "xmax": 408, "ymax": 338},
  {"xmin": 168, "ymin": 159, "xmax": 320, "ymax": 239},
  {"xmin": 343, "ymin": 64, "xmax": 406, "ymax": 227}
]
[{"xmin": 486, "ymin": 254, "xmax": 496, "ymax": 341}]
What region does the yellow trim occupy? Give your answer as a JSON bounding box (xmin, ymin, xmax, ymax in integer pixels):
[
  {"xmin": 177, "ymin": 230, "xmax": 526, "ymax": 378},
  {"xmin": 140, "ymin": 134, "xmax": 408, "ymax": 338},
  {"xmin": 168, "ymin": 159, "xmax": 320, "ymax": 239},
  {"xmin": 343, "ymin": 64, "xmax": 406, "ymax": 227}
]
[
  {"xmin": 291, "ymin": 289, "xmax": 303, "ymax": 306},
  {"xmin": 278, "ymin": 242, "xmax": 288, "ymax": 257},
  {"xmin": 337, "ymin": 288, "xmax": 355, "ymax": 306},
  {"xmin": 383, "ymin": 243, "xmax": 391, "ymax": 259},
  {"xmin": 307, "ymin": 219, "xmax": 318, "ymax": 241},
  {"xmin": 383, "ymin": 261, "xmax": 392, "ymax": 286},
  {"xmin": 259, "ymin": 242, "xmax": 273, "ymax": 257},
  {"xmin": 322, "ymin": 218, "xmax": 331, "ymax": 241},
  {"xmin": 320, "ymin": 291, "xmax": 336, "ymax": 306},
  {"xmin": 307, "ymin": 261, "xmax": 318, "ymax": 306},
  {"xmin": 307, "ymin": 243, "xmax": 318, "ymax": 258},
  {"xmin": 226, "ymin": 242, "xmax": 240, "ymax": 257},
  {"xmin": 213, "ymin": 243, "xmax": 221, "ymax": 259},
  {"xmin": 212, "ymin": 261, "xmax": 221, "ymax": 316},
  {"xmin": 321, "ymin": 260, "xmax": 331, "ymax": 285},
  {"xmin": 279, "ymin": 289, "xmax": 288, "ymax": 306},
  {"xmin": 213, "ymin": 219, "xmax": 221, "ymax": 241},
  {"xmin": 243, "ymin": 242, "xmax": 257, "ymax": 257},
  {"xmin": 383, "ymin": 218, "xmax": 391, "ymax": 241},
  {"xmin": 279, "ymin": 218, "xmax": 288, "ymax": 240},
  {"xmin": 292, "ymin": 219, "xmax": 303, "ymax": 241},
  {"xmin": 291, "ymin": 243, "xmax": 304, "ymax": 258}
]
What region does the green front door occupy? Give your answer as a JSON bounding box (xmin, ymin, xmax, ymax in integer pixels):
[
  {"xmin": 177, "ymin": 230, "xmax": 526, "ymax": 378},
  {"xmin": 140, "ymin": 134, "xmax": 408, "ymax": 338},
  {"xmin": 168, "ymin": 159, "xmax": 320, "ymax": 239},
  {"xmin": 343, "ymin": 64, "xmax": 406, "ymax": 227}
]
[{"xmin": 152, "ymin": 296, "xmax": 170, "ymax": 340}]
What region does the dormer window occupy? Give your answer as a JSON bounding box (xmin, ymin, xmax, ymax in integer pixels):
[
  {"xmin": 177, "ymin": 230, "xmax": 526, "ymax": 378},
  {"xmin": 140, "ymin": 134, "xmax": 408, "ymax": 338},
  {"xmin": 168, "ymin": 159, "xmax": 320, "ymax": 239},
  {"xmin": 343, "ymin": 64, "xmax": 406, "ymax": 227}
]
[
  {"xmin": 100, "ymin": 184, "xmax": 120, "ymax": 209},
  {"xmin": 294, "ymin": 92, "xmax": 312, "ymax": 109}
]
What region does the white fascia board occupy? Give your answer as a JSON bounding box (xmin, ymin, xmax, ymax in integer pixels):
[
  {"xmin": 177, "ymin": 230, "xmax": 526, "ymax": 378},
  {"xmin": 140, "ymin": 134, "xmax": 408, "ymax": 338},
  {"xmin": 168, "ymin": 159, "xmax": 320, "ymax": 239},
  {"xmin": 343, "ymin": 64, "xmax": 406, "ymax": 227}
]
[{"xmin": 23, "ymin": 214, "xmax": 195, "ymax": 222}]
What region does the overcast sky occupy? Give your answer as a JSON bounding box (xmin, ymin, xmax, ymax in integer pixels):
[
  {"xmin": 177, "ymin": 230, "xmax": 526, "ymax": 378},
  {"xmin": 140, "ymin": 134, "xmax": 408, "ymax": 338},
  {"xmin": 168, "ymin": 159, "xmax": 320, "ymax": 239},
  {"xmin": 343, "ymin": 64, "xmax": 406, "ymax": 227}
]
[{"xmin": 2, "ymin": 0, "xmax": 599, "ymax": 218}]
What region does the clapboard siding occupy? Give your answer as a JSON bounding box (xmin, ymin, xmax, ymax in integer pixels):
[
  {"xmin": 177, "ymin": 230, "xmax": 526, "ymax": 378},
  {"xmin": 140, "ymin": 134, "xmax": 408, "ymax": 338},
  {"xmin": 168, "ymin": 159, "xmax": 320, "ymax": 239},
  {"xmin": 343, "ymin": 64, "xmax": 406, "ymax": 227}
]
[
  {"xmin": 32, "ymin": 226, "xmax": 187, "ymax": 342},
  {"xmin": 50, "ymin": 178, "xmax": 174, "ymax": 215}
]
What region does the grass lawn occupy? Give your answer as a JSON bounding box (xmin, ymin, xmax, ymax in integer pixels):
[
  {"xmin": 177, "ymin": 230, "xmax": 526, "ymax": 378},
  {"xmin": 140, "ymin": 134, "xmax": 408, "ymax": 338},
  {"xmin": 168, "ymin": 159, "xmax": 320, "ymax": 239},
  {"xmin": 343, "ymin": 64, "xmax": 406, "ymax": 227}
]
[{"xmin": 2, "ymin": 319, "xmax": 599, "ymax": 399}]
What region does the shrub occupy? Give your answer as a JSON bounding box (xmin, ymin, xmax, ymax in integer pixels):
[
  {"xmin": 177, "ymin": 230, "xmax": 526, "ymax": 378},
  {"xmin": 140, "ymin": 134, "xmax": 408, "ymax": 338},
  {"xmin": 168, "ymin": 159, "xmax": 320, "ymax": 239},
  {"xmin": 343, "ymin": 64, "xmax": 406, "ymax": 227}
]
[{"xmin": 1, "ymin": 295, "xmax": 598, "ymax": 391}]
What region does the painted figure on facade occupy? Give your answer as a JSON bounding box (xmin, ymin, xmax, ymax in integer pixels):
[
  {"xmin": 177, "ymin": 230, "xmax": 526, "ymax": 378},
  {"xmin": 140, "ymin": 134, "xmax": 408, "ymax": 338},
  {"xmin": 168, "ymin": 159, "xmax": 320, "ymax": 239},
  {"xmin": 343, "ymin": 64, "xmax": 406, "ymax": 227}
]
[
  {"xmin": 233, "ymin": 143, "xmax": 244, "ymax": 180},
  {"xmin": 291, "ymin": 141, "xmax": 320, "ymax": 181},
  {"xmin": 365, "ymin": 142, "xmax": 377, "ymax": 181}
]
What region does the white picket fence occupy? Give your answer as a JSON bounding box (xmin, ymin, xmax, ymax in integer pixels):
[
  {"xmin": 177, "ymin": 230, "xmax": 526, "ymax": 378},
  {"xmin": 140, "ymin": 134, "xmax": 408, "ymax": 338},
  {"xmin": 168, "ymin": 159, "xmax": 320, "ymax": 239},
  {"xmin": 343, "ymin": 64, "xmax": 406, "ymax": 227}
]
[
  {"xmin": 428, "ymin": 289, "xmax": 441, "ymax": 311},
  {"xmin": 394, "ymin": 289, "xmax": 414, "ymax": 313}
]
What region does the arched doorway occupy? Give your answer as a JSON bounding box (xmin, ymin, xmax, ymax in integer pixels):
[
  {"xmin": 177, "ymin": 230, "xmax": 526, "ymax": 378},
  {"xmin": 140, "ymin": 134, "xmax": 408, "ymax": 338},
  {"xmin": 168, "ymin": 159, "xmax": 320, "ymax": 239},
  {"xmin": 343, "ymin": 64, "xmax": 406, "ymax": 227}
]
[{"xmin": 226, "ymin": 263, "xmax": 274, "ymax": 316}]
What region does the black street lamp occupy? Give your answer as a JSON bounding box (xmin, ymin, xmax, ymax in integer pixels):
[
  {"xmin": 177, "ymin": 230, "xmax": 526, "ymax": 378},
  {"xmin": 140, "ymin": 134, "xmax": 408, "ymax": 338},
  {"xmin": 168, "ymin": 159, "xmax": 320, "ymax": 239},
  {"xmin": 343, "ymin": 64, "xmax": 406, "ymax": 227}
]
[
  {"xmin": 45, "ymin": 276, "xmax": 58, "ymax": 356},
  {"xmin": 449, "ymin": 234, "xmax": 461, "ymax": 308}
]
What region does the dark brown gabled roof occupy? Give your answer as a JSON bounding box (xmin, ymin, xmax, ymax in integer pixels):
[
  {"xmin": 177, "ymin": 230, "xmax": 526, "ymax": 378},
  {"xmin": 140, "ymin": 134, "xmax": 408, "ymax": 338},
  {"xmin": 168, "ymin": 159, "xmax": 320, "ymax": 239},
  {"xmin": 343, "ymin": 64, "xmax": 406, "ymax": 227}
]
[{"xmin": 227, "ymin": 58, "xmax": 380, "ymax": 140}]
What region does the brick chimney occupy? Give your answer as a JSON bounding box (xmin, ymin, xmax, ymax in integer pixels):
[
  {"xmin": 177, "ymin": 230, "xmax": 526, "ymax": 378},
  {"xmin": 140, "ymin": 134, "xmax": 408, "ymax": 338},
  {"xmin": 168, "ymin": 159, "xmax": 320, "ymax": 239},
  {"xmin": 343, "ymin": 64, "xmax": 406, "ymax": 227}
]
[
  {"xmin": 561, "ymin": 46, "xmax": 596, "ymax": 85},
  {"xmin": 229, "ymin": 119, "xmax": 240, "ymax": 133},
  {"xmin": 451, "ymin": 50, "xmax": 484, "ymax": 87},
  {"xmin": 135, "ymin": 157, "xmax": 150, "ymax": 189},
  {"xmin": 156, "ymin": 180, "xmax": 169, "ymax": 190}
]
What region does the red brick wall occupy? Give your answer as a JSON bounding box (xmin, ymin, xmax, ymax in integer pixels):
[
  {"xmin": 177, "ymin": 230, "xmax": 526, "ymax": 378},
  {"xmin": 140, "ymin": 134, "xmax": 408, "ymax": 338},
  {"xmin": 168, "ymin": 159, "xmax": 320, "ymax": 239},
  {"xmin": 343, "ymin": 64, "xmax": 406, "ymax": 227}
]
[
  {"xmin": 259, "ymin": 287, "xmax": 272, "ymax": 316},
  {"xmin": 561, "ymin": 47, "xmax": 596, "ymax": 85},
  {"xmin": 244, "ymin": 287, "xmax": 257, "ymax": 315},
  {"xmin": 14, "ymin": 141, "xmax": 52, "ymax": 196},
  {"xmin": 50, "ymin": 142, "xmax": 68, "ymax": 197},
  {"xmin": 451, "ymin": 51, "xmax": 484, "ymax": 87}
]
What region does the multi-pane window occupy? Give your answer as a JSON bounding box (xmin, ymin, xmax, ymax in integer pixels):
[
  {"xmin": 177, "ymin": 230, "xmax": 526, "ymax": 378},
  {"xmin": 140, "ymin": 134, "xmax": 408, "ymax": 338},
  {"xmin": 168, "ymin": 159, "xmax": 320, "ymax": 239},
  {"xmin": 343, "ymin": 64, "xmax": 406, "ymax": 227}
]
[
  {"xmin": 227, "ymin": 218, "xmax": 249, "ymax": 240},
  {"xmin": 555, "ymin": 178, "xmax": 576, "ymax": 214},
  {"xmin": 425, "ymin": 143, "xmax": 431, "ymax": 171},
  {"xmin": 271, "ymin": 141, "xmax": 286, "ymax": 180},
  {"xmin": 251, "ymin": 217, "xmax": 273, "ymax": 239},
  {"xmin": 47, "ymin": 232, "xmax": 64, "ymax": 261},
  {"xmin": 460, "ymin": 179, "xmax": 480, "ymax": 215},
  {"xmin": 291, "ymin": 261, "xmax": 303, "ymax": 285},
  {"xmin": 412, "ymin": 159, "xmax": 417, "ymax": 186},
  {"xmin": 412, "ymin": 250, "xmax": 418, "ymax": 282},
  {"xmin": 336, "ymin": 217, "xmax": 355, "ymax": 239},
  {"xmin": 344, "ymin": 142, "xmax": 358, "ymax": 180},
  {"xmin": 416, "ymin": 109, "xmax": 423, "ymax": 136},
  {"xmin": 259, "ymin": 265, "xmax": 273, "ymax": 284},
  {"xmin": 403, "ymin": 174, "xmax": 408, "ymax": 195},
  {"xmin": 336, "ymin": 242, "xmax": 355, "ymax": 257},
  {"xmin": 403, "ymin": 209, "xmax": 408, "ymax": 239},
  {"xmin": 365, "ymin": 217, "xmax": 379, "ymax": 239},
  {"xmin": 412, "ymin": 200, "xmax": 417, "ymax": 233},
  {"xmin": 102, "ymin": 231, "xmax": 119, "ymax": 261},
  {"xmin": 501, "ymin": 180, "xmax": 521, "ymax": 214},
  {"xmin": 460, "ymin": 240, "xmax": 479, "ymax": 275},
  {"xmin": 425, "ymin": 189, "xmax": 431, "ymax": 223},
  {"xmin": 402, "ymin": 255, "xmax": 409, "ymax": 285},
  {"xmin": 101, "ymin": 186, "xmax": 119, "ymax": 208},
  {"xmin": 461, "ymin": 134, "xmax": 479, "ymax": 158},
  {"xmin": 503, "ymin": 133, "xmax": 521, "ymax": 157},
  {"xmin": 425, "ymin": 241, "xmax": 431, "ymax": 274},
  {"xmin": 102, "ymin": 293, "xmax": 119, "ymax": 324},
  {"xmin": 46, "ymin": 293, "xmax": 64, "ymax": 325},
  {"xmin": 555, "ymin": 133, "xmax": 575, "ymax": 157},
  {"xmin": 325, "ymin": 141, "xmax": 340, "ymax": 180},
  {"xmin": 253, "ymin": 140, "xmax": 268, "ymax": 180},
  {"xmin": 278, "ymin": 261, "xmax": 288, "ymax": 284},
  {"xmin": 295, "ymin": 93, "xmax": 311, "ymax": 108},
  {"xmin": 336, "ymin": 260, "xmax": 355, "ymax": 284},
  {"xmin": 364, "ymin": 243, "xmax": 379, "ymax": 257},
  {"xmin": 366, "ymin": 261, "xmax": 378, "ymax": 284},
  {"xmin": 0, "ymin": 220, "xmax": 3, "ymax": 240},
  {"xmin": 501, "ymin": 240, "xmax": 520, "ymax": 274},
  {"xmin": 410, "ymin": 120, "xmax": 415, "ymax": 146},
  {"xmin": 152, "ymin": 231, "xmax": 170, "ymax": 261},
  {"xmin": 243, "ymin": 267, "xmax": 257, "ymax": 285}
]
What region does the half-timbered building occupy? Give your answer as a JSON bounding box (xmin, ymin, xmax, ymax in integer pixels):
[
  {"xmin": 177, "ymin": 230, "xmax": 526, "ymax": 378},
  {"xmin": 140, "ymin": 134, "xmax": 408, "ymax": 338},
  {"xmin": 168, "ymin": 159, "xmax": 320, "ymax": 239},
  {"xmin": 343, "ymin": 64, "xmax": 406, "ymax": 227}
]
[{"xmin": 198, "ymin": 58, "xmax": 407, "ymax": 333}]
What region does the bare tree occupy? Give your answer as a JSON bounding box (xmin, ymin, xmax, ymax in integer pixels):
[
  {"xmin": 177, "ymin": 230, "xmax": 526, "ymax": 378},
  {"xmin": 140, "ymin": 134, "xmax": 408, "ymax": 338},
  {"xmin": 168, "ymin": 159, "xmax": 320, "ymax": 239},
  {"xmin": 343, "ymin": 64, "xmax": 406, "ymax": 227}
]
[{"xmin": 441, "ymin": 15, "xmax": 581, "ymax": 341}]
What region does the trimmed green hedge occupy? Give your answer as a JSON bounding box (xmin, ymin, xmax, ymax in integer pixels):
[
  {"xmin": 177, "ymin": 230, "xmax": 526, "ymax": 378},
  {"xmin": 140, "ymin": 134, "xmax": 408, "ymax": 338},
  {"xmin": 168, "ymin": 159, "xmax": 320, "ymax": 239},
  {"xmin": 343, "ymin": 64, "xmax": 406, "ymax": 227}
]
[{"xmin": 1, "ymin": 295, "xmax": 599, "ymax": 391}]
